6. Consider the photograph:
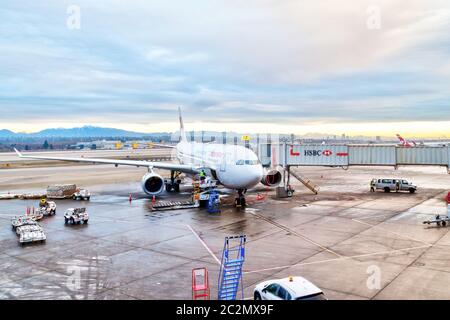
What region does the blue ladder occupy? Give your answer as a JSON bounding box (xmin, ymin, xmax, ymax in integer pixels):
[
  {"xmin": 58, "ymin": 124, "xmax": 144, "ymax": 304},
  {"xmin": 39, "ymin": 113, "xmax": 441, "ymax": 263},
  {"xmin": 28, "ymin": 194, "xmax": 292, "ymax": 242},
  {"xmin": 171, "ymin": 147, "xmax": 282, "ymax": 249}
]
[{"xmin": 218, "ymin": 235, "xmax": 246, "ymax": 300}]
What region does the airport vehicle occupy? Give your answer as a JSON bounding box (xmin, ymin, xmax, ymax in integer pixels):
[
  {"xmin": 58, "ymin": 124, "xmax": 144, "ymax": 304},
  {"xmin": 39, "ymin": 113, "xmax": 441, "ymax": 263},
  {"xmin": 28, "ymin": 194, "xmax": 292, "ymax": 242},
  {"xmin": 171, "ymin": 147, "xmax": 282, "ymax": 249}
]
[
  {"xmin": 370, "ymin": 178, "xmax": 417, "ymax": 193},
  {"xmin": 38, "ymin": 199, "xmax": 57, "ymax": 216},
  {"xmin": 14, "ymin": 108, "xmax": 278, "ymax": 206},
  {"xmin": 197, "ymin": 178, "xmax": 219, "ymax": 204},
  {"xmin": 64, "ymin": 208, "xmax": 89, "ymax": 224},
  {"xmin": 31, "ymin": 210, "xmax": 44, "ymax": 220},
  {"xmin": 16, "ymin": 224, "xmax": 43, "ymax": 236},
  {"xmin": 47, "ymin": 184, "xmax": 77, "ymax": 199},
  {"xmin": 19, "ymin": 229, "xmax": 46, "ymax": 244},
  {"xmin": 11, "ymin": 216, "xmax": 38, "ymax": 230},
  {"xmin": 12, "ymin": 218, "xmax": 46, "ymax": 245},
  {"xmin": 11, "ymin": 210, "xmax": 44, "ymax": 228},
  {"xmin": 423, "ymin": 204, "xmax": 450, "ymax": 227},
  {"xmin": 72, "ymin": 189, "xmax": 91, "ymax": 201},
  {"xmin": 254, "ymin": 276, "xmax": 327, "ymax": 300}
]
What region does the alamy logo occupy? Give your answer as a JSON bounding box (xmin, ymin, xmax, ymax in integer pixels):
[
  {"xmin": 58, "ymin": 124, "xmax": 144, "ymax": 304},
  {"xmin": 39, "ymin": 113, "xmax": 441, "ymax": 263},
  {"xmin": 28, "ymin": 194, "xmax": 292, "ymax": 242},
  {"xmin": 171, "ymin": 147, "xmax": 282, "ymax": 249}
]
[
  {"xmin": 66, "ymin": 266, "xmax": 82, "ymax": 291},
  {"xmin": 66, "ymin": 5, "xmax": 81, "ymax": 30},
  {"xmin": 366, "ymin": 265, "xmax": 381, "ymax": 290},
  {"xmin": 366, "ymin": 5, "xmax": 381, "ymax": 30}
]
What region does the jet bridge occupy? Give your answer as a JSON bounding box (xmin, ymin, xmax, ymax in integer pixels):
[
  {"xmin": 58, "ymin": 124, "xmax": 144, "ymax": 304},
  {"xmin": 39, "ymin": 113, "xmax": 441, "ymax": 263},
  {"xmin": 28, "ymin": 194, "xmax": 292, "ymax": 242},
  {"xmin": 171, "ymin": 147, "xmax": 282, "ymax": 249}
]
[
  {"xmin": 258, "ymin": 144, "xmax": 450, "ymax": 194},
  {"xmin": 259, "ymin": 144, "xmax": 450, "ymax": 172}
]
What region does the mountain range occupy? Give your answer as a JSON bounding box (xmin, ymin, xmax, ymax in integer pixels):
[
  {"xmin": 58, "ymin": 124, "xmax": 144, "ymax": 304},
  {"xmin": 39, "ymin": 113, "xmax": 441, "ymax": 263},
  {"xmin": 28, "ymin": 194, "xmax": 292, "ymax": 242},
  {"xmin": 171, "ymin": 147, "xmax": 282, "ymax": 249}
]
[
  {"xmin": 0, "ymin": 126, "xmax": 163, "ymax": 138},
  {"xmin": 0, "ymin": 129, "xmax": 16, "ymax": 138}
]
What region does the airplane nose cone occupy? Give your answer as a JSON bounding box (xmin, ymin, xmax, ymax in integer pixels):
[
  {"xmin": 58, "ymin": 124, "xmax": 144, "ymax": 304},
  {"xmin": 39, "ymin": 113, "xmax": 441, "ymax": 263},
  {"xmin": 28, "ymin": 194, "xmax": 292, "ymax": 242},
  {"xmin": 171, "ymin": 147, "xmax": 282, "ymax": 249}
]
[
  {"xmin": 245, "ymin": 166, "xmax": 263, "ymax": 188},
  {"xmin": 217, "ymin": 165, "xmax": 264, "ymax": 189}
]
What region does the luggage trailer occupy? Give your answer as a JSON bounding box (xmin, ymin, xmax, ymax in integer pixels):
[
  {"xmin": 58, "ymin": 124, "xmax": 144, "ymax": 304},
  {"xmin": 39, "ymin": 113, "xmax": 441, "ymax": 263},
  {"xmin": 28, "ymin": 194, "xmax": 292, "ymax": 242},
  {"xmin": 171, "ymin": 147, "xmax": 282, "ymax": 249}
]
[{"xmin": 423, "ymin": 204, "xmax": 450, "ymax": 227}]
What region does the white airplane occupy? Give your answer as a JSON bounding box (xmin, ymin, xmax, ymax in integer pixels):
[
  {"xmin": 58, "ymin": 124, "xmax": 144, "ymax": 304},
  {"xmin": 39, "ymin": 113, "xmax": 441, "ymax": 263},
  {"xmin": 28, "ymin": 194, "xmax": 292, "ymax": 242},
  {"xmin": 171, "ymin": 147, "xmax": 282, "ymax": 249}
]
[
  {"xmin": 14, "ymin": 108, "xmax": 282, "ymax": 206},
  {"xmin": 396, "ymin": 133, "xmax": 449, "ymax": 147},
  {"xmin": 396, "ymin": 134, "xmax": 417, "ymax": 147}
]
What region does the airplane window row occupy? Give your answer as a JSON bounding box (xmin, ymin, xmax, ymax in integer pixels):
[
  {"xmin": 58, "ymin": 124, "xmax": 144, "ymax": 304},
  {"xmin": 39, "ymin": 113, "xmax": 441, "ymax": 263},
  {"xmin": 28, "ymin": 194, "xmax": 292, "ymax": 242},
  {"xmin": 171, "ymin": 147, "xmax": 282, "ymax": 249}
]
[{"xmin": 236, "ymin": 160, "xmax": 260, "ymax": 165}]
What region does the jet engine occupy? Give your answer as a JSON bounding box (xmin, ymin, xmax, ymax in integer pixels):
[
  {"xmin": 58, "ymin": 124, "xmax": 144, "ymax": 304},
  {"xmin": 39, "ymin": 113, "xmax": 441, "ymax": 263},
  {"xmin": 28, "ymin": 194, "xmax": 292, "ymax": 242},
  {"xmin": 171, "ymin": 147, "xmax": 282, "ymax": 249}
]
[
  {"xmin": 261, "ymin": 169, "xmax": 282, "ymax": 187},
  {"xmin": 141, "ymin": 172, "xmax": 165, "ymax": 196}
]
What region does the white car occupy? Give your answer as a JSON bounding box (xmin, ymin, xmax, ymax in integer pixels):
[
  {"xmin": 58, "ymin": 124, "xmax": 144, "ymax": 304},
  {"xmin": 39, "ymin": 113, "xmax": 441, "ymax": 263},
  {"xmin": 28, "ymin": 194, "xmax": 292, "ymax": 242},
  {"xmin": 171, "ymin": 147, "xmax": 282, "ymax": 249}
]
[{"xmin": 254, "ymin": 277, "xmax": 327, "ymax": 300}]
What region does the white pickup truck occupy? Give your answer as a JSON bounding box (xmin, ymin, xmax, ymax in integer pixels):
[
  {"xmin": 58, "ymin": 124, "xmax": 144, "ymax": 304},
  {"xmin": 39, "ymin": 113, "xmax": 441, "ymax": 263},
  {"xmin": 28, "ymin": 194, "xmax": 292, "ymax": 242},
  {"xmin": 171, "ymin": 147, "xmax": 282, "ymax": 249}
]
[
  {"xmin": 370, "ymin": 178, "xmax": 417, "ymax": 193},
  {"xmin": 72, "ymin": 189, "xmax": 91, "ymax": 201},
  {"xmin": 64, "ymin": 208, "xmax": 89, "ymax": 225}
]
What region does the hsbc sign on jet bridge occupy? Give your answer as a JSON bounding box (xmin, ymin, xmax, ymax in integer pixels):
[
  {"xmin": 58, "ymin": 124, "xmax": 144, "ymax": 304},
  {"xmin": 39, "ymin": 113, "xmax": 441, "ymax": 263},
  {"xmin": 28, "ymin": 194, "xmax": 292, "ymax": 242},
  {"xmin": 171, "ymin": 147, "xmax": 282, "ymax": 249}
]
[{"xmin": 286, "ymin": 145, "xmax": 349, "ymax": 166}]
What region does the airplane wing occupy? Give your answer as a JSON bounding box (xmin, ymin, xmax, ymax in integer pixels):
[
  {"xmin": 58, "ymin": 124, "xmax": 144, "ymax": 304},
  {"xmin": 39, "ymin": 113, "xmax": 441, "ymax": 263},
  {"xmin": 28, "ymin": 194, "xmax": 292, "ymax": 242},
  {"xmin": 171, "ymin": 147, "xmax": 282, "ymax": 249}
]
[
  {"xmin": 148, "ymin": 142, "xmax": 176, "ymax": 149},
  {"xmin": 14, "ymin": 148, "xmax": 199, "ymax": 174},
  {"xmin": 423, "ymin": 142, "xmax": 450, "ymax": 147}
]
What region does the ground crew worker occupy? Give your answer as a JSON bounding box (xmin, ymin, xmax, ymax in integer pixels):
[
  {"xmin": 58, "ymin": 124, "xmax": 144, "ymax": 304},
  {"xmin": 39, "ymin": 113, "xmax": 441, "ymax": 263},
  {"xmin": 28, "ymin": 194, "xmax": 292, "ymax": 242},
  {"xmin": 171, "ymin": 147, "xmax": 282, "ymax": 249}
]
[
  {"xmin": 370, "ymin": 179, "xmax": 375, "ymax": 192},
  {"xmin": 199, "ymin": 170, "xmax": 206, "ymax": 182},
  {"xmin": 395, "ymin": 180, "xmax": 400, "ymax": 192},
  {"xmin": 39, "ymin": 197, "xmax": 47, "ymax": 207}
]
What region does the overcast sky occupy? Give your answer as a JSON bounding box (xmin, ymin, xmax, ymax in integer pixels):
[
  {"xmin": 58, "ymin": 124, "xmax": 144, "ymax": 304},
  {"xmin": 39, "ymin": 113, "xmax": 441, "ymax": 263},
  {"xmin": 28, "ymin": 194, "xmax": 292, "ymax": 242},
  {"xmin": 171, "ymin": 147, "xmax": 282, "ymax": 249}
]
[{"xmin": 1, "ymin": 1, "xmax": 450, "ymax": 137}]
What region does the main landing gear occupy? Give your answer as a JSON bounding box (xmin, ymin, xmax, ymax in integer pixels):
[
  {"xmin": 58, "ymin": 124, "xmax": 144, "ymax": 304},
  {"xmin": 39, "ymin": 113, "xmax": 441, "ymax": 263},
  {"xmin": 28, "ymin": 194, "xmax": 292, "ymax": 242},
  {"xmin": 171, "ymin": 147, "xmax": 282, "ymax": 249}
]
[
  {"xmin": 165, "ymin": 171, "xmax": 181, "ymax": 192},
  {"xmin": 235, "ymin": 189, "xmax": 247, "ymax": 207}
]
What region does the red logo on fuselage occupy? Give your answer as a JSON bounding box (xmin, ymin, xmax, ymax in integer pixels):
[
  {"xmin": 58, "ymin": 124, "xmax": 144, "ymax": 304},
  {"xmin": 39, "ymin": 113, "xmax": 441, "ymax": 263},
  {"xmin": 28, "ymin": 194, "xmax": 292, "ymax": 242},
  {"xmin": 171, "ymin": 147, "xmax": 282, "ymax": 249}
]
[{"xmin": 322, "ymin": 150, "xmax": 333, "ymax": 156}]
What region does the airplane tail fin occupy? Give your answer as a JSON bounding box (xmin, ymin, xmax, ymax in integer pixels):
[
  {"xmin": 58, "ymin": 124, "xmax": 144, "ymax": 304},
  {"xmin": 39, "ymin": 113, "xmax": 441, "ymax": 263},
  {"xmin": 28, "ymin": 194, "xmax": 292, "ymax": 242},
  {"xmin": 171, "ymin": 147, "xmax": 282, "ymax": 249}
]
[{"xmin": 178, "ymin": 107, "xmax": 187, "ymax": 143}]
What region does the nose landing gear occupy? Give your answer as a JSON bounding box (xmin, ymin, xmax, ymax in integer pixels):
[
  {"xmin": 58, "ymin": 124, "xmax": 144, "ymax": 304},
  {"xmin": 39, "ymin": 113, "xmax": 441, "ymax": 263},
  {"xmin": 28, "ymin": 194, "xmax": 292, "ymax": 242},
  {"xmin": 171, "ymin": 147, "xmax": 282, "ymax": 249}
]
[{"xmin": 235, "ymin": 189, "xmax": 247, "ymax": 207}]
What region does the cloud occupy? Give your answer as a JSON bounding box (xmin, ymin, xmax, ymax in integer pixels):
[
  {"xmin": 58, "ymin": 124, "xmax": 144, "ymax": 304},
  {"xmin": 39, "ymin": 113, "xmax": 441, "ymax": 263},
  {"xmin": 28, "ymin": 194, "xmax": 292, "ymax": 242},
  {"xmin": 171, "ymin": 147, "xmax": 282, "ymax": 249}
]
[
  {"xmin": 145, "ymin": 46, "xmax": 209, "ymax": 65},
  {"xmin": 0, "ymin": 0, "xmax": 449, "ymax": 134}
]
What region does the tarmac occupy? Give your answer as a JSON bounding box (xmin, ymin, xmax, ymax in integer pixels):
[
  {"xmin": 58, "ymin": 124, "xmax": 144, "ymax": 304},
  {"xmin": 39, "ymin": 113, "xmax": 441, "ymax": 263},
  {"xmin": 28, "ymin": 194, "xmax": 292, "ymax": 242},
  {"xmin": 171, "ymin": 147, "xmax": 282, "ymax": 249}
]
[{"xmin": 0, "ymin": 150, "xmax": 450, "ymax": 300}]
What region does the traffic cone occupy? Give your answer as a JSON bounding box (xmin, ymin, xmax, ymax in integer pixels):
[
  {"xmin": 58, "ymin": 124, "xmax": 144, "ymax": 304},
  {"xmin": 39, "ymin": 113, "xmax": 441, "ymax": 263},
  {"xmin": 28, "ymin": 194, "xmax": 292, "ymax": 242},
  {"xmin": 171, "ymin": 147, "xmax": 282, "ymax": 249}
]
[{"xmin": 152, "ymin": 195, "xmax": 156, "ymax": 205}]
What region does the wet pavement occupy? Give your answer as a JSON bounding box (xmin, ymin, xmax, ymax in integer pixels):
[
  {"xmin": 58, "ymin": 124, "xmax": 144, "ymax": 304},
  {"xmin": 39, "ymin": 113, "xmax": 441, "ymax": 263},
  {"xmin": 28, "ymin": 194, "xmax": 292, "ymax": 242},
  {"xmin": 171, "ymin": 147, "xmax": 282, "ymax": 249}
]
[{"xmin": 0, "ymin": 165, "xmax": 449, "ymax": 300}]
